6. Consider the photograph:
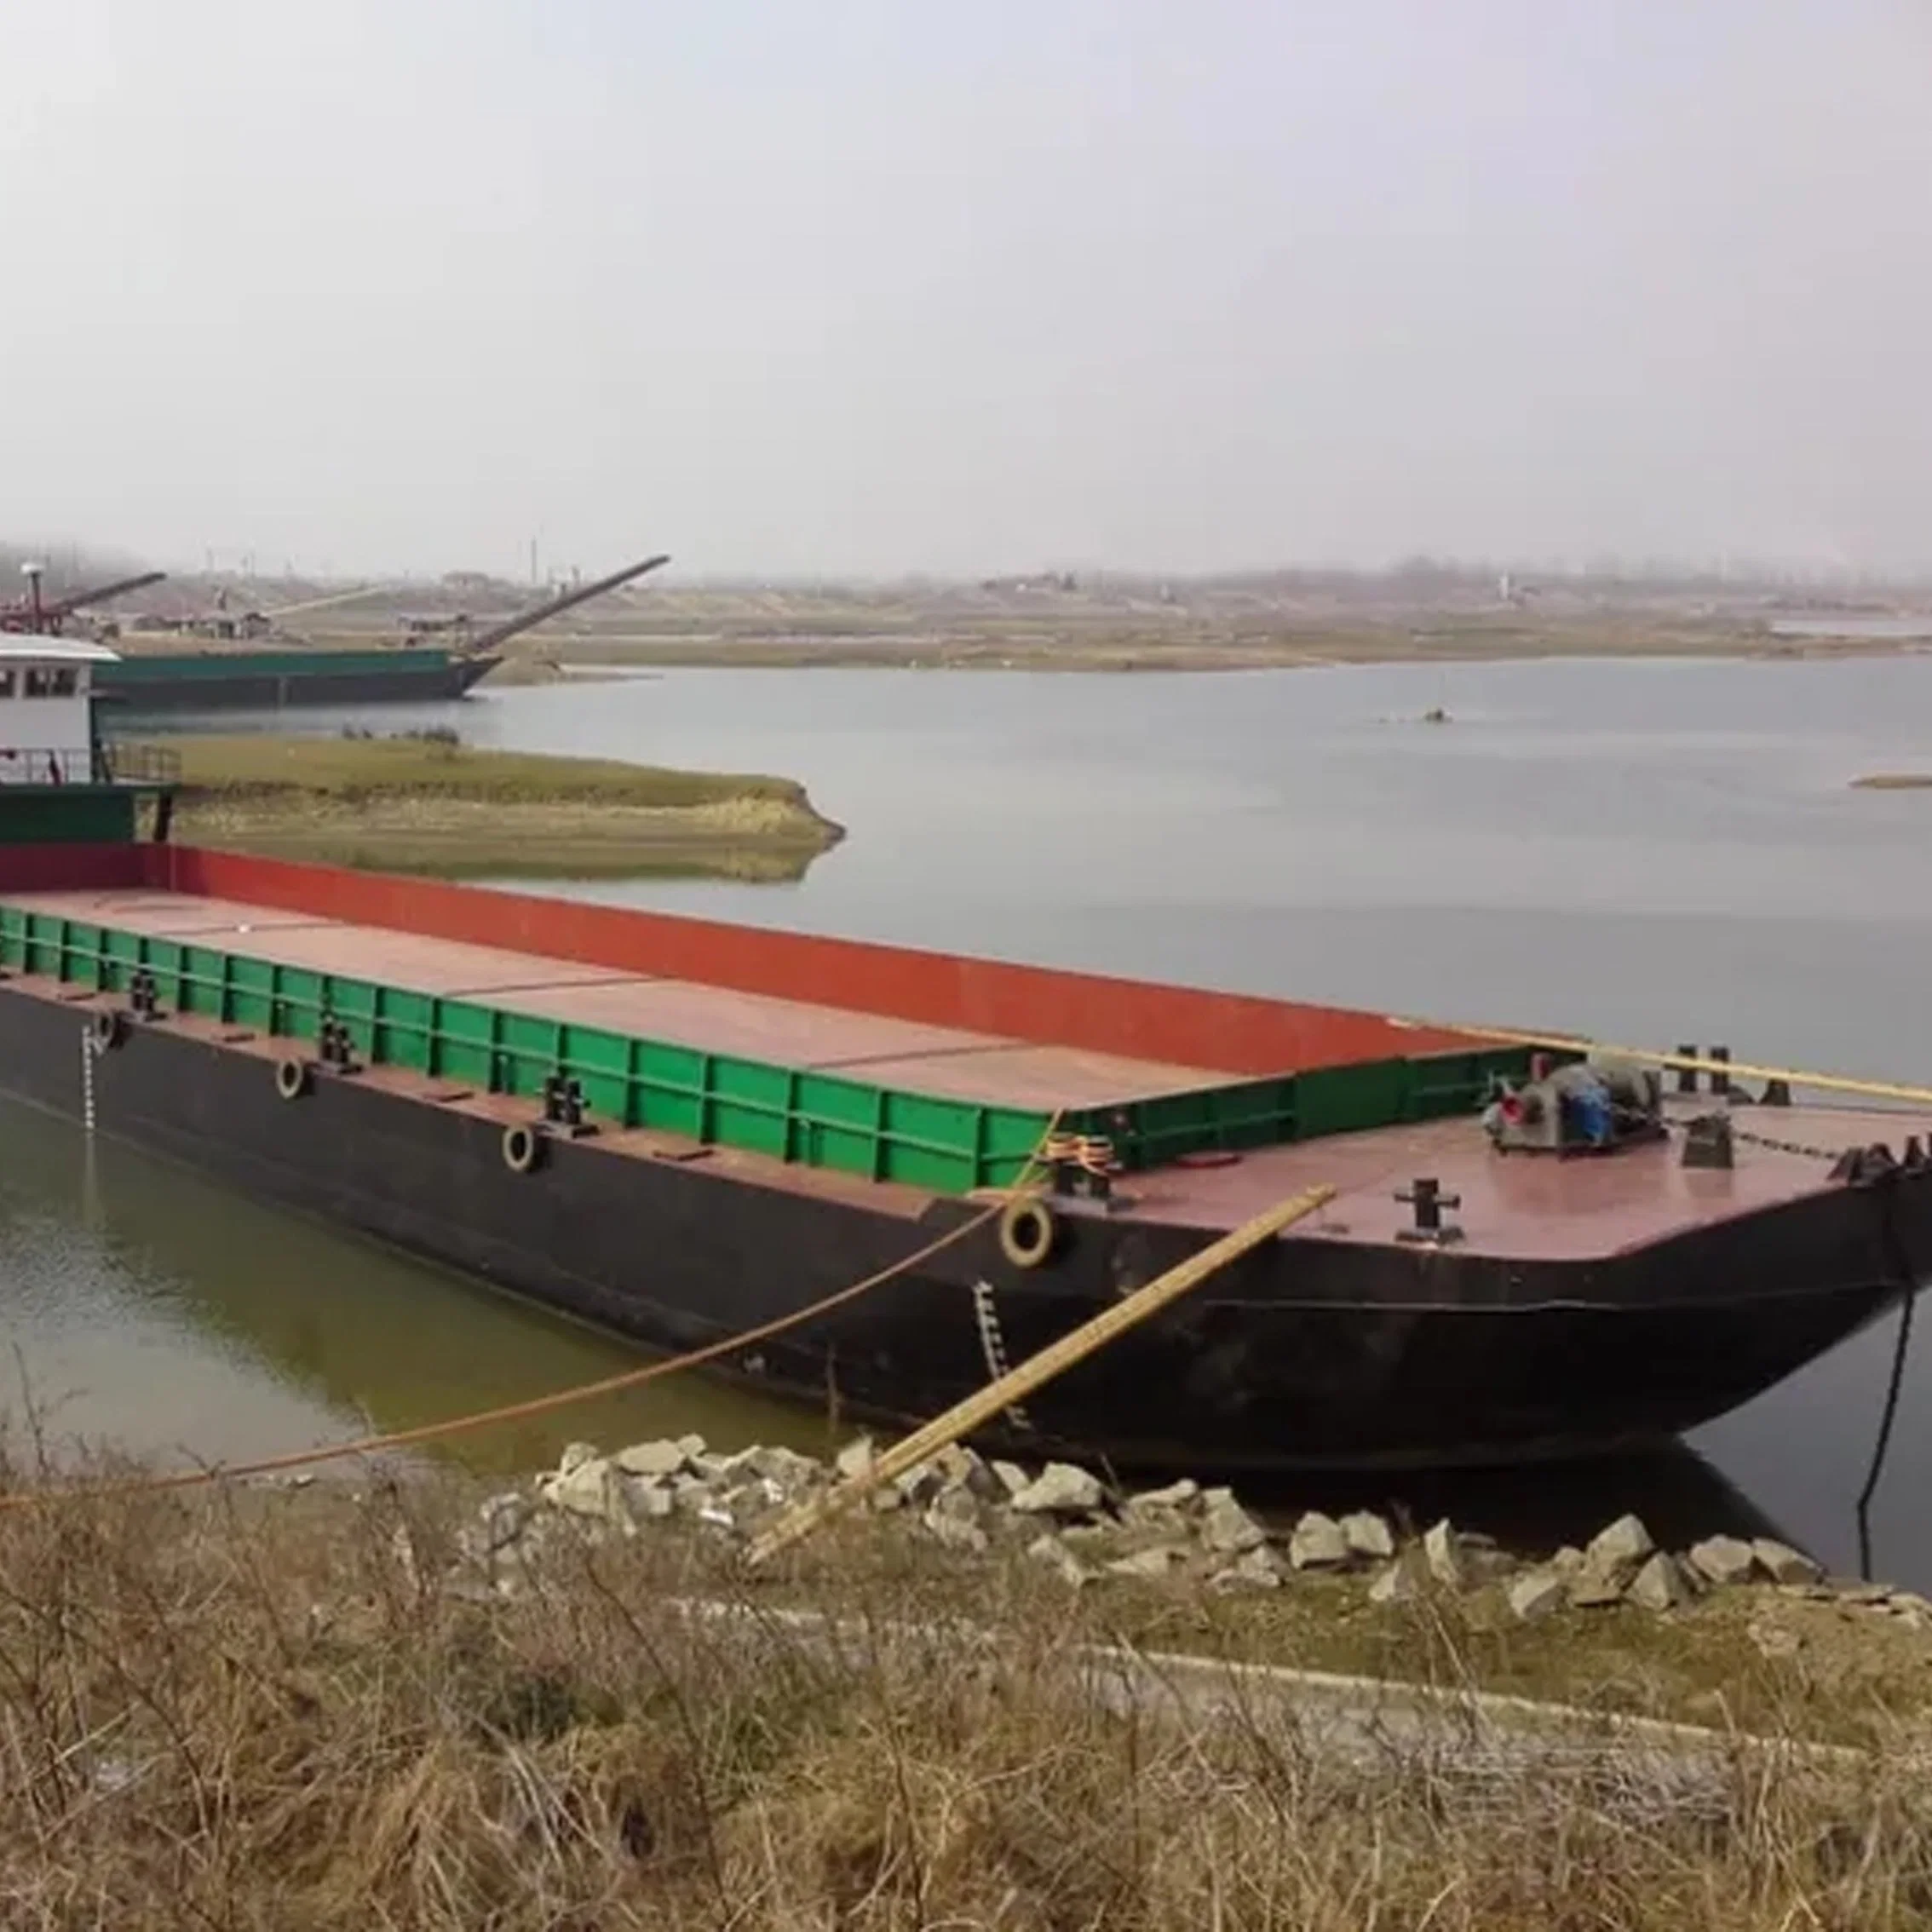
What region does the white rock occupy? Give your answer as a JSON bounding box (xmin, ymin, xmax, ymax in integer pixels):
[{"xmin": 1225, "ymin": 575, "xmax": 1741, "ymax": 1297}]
[
  {"xmin": 1025, "ymin": 1532, "xmax": 1095, "ymax": 1587},
  {"xmin": 1423, "ymin": 1519, "xmax": 1464, "ymax": 1590},
  {"xmin": 1584, "ymin": 1514, "xmax": 1654, "ymax": 1583},
  {"xmin": 1287, "ymin": 1511, "xmax": 1349, "ymax": 1570},
  {"xmin": 928, "ymin": 1481, "xmax": 978, "ymax": 1518},
  {"xmin": 543, "ymin": 1456, "xmax": 615, "ymax": 1520},
  {"xmin": 1368, "ymin": 1552, "xmax": 1423, "ymax": 1605},
  {"xmin": 1751, "ymin": 1538, "xmax": 1824, "ymax": 1586},
  {"xmin": 670, "ymin": 1474, "xmax": 711, "ymax": 1514},
  {"xmin": 895, "ymin": 1460, "xmax": 947, "ymax": 1508},
  {"xmin": 1567, "ymin": 1567, "xmax": 1627, "ymax": 1610},
  {"xmin": 924, "ymin": 1486, "xmax": 984, "ymax": 1533},
  {"xmin": 922, "ymin": 1504, "xmax": 990, "ymax": 1555},
  {"xmin": 614, "ymin": 1440, "xmax": 688, "ymax": 1480},
  {"xmin": 1058, "ymin": 1522, "xmax": 1124, "ymax": 1556},
  {"xmin": 1127, "ymin": 1479, "xmax": 1200, "ymax": 1515},
  {"xmin": 1200, "ymin": 1492, "xmax": 1269, "ymax": 1555},
  {"xmin": 556, "ymin": 1441, "xmax": 601, "ymax": 1479},
  {"xmin": 1107, "ymin": 1544, "xmax": 1189, "ymax": 1579},
  {"xmin": 1010, "ymin": 1463, "xmax": 1105, "ymax": 1515},
  {"xmin": 618, "ymin": 1475, "xmax": 676, "ymax": 1523},
  {"xmin": 1628, "ymin": 1551, "xmax": 1692, "ymax": 1612},
  {"xmin": 722, "ymin": 1445, "xmax": 823, "ymax": 1492},
  {"xmin": 1687, "ymin": 1535, "xmax": 1760, "ymax": 1588},
  {"xmin": 1837, "ymin": 1584, "xmax": 1894, "ymax": 1607},
  {"xmin": 923, "ymin": 1443, "xmax": 1000, "ymax": 1502},
  {"xmin": 1212, "ymin": 1547, "xmax": 1285, "ymax": 1590},
  {"xmin": 834, "ymin": 1436, "xmax": 875, "ymax": 1481},
  {"xmin": 1340, "ymin": 1510, "xmax": 1395, "ymax": 1561},
  {"xmin": 718, "ymin": 1479, "xmax": 785, "ymax": 1529},
  {"xmin": 675, "ymin": 1433, "xmax": 708, "ymax": 1460},
  {"xmin": 1507, "ymin": 1569, "xmax": 1567, "ymax": 1623},
  {"xmin": 990, "ymin": 1459, "xmax": 1032, "ymax": 1502}
]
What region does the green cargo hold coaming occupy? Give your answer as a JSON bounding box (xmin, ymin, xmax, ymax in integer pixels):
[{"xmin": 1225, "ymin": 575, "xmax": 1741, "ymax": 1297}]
[{"xmin": 0, "ymin": 904, "xmax": 1533, "ymax": 1195}]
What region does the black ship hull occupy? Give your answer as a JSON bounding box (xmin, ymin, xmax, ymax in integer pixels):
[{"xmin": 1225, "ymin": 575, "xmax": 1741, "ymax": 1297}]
[
  {"xmin": 95, "ymin": 653, "xmax": 500, "ymax": 715},
  {"xmin": 0, "ymin": 979, "xmax": 1920, "ymax": 1475}
]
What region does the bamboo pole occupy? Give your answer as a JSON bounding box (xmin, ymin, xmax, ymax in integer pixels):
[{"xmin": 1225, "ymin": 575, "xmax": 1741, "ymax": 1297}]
[
  {"xmin": 746, "ymin": 1182, "xmax": 1337, "ymax": 1566},
  {"xmin": 1429, "ymin": 1021, "xmax": 1932, "ymax": 1112}
]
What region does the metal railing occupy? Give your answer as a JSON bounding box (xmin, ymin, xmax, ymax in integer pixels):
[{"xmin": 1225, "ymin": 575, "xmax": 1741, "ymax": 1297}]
[
  {"xmin": 0, "ymin": 743, "xmax": 181, "ymax": 786},
  {"xmin": 94, "ymin": 740, "xmax": 181, "ymax": 785}
]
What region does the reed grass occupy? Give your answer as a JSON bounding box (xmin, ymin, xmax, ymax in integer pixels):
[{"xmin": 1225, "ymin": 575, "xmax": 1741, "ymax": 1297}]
[{"xmin": 0, "ymin": 1449, "xmax": 1923, "ymax": 1929}]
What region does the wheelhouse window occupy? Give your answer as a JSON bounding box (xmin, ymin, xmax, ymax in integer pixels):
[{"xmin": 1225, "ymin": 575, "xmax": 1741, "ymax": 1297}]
[
  {"xmin": 0, "ymin": 670, "xmax": 15, "ymax": 699},
  {"xmin": 22, "ymin": 667, "xmax": 77, "ymax": 698}
]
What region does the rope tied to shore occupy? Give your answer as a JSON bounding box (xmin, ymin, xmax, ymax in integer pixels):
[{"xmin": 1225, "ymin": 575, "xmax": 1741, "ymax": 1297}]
[{"xmin": 0, "ymin": 1114, "xmax": 1069, "ymax": 1509}]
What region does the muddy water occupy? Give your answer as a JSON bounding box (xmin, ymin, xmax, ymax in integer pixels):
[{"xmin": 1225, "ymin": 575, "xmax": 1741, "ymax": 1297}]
[
  {"xmin": 46, "ymin": 653, "xmax": 1932, "ymax": 1582},
  {"xmin": 0, "ymin": 1100, "xmax": 832, "ymax": 1480}
]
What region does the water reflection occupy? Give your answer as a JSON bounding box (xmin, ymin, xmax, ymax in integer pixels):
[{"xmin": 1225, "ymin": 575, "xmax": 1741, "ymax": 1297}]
[
  {"xmin": 0, "ymin": 1096, "xmax": 832, "ymax": 1479},
  {"xmin": 1235, "ymin": 1443, "xmax": 1799, "ymax": 1561}
]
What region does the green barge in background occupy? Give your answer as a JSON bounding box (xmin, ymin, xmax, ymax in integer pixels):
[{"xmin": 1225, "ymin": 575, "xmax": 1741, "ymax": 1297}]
[{"xmin": 3, "ymin": 553, "xmax": 670, "ymax": 715}]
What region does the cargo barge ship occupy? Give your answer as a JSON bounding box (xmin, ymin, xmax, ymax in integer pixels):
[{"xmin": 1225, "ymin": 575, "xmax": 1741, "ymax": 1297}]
[
  {"xmin": 96, "ymin": 644, "xmax": 499, "ymax": 713},
  {"xmin": 0, "ymin": 638, "xmax": 1925, "ymax": 1471},
  {"xmin": 7, "ymin": 554, "xmax": 668, "ymax": 716}
]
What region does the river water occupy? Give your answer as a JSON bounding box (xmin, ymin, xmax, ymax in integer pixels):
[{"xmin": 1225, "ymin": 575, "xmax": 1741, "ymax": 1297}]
[{"xmin": 20, "ymin": 654, "xmax": 1932, "ymax": 1580}]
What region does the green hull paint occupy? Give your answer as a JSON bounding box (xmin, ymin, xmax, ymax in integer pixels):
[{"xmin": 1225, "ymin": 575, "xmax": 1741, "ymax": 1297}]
[
  {"xmin": 0, "ymin": 903, "xmax": 1536, "ymax": 1195},
  {"xmin": 0, "ymin": 791, "xmax": 139, "ymax": 843},
  {"xmin": 101, "ymin": 648, "xmax": 463, "ymax": 685}
]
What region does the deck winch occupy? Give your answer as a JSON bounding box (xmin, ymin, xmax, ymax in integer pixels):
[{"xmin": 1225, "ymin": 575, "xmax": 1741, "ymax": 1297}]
[{"xmin": 1481, "ymin": 1053, "xmax": 1665, "ymax": 1155}]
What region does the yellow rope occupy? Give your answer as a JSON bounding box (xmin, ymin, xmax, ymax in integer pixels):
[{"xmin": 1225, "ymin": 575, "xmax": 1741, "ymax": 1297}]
[{"xmin": 0, "ymin": 1113, "xmax": 1066, "ymax": 1509}]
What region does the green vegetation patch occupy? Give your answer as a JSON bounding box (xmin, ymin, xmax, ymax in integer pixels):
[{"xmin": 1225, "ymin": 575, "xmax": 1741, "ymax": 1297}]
[{"xmin": 169, "ymin": 728, "xmax": 821, "ymax": 813}]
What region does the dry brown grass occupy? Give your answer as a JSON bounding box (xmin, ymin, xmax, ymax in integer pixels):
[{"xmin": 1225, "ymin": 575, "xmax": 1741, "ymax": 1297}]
[{"xmin": 0, "ymin": 1456, "xmax": 1927, "ymax": 1929}]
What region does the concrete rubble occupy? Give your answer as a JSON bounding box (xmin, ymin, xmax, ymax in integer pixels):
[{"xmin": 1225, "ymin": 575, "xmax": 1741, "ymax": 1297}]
[{"xmin": 465, "ymin": 1435, "xmax": 1904, "ymax": 1630}]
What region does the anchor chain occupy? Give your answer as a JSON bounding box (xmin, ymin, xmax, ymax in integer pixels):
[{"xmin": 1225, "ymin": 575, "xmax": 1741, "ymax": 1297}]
[{"xmin": 1722, "ymin": 1118, "xmax": 1856, "ymax": 1164}]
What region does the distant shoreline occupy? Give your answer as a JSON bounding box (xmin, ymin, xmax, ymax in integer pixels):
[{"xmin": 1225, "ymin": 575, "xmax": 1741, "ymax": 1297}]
[{"xmin": 469, "ymin": 627, "xmax": 1932, "ymax": 681}]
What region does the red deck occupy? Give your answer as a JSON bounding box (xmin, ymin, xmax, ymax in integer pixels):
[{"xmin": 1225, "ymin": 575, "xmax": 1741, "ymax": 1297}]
[
  {"xmin": 1111, "ymin": 1099, "xmax": 1890, "ymax": 1257},
  {"xmin": 4, "ymin": 887, "xmax": 1232, "ymax": 1109},
  {"xmin": 0, "ymin": 844, "xmax": 1492, "ymax": 1077}
]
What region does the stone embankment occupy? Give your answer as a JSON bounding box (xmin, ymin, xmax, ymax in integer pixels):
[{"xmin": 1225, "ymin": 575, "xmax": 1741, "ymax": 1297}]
[{"xmin": 458, "ymin": 1435, "xmax": 1930, "ymax": 1637}]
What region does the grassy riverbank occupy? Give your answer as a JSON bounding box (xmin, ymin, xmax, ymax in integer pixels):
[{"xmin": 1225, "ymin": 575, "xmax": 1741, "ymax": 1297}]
[
  {"xmin": 3, "ymin": 1453, "xmax": 1928, "ymax": 1929},
  {"xmin": 162, "ymin": 731, "xmax": 845, "ymax": 880},
  {"xmin": 272, "ymin": 589, "xmax": 1932, "ymax": 681},
  {"xmin": 443, "ymin": 608, "xmax": 1929, "ymax": 681},
  {"xmin": 470, "ymin": 617, "xmax": 1888, "ymax": 680}
]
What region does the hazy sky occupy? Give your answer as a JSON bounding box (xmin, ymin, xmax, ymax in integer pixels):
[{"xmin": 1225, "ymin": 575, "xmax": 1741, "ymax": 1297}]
[{"xmin": 4, "ymin": 1, "xmax": 1929, "ymax": 580}]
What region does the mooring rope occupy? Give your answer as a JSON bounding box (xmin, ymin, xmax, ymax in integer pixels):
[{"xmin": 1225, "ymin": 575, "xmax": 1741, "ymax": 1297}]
[
  {"xmin": 0, "ymin": 1113, "xmax": 1066, "ymax": 1509},
  {"xmin": 1856, "ymin": 1194, "xmax": 1921, "ymax": 1580}
]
